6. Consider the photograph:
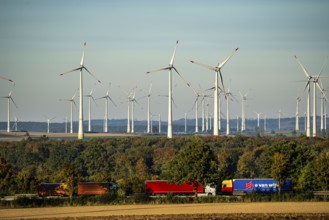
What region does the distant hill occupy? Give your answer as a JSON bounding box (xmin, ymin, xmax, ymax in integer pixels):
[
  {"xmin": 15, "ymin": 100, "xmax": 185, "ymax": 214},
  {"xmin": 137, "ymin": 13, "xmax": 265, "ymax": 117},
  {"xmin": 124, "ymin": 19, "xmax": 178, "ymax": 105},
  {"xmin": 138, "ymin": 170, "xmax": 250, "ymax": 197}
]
[{"xmin": 1, "ymin": 117, "xmax": 327, "ymax": 136}]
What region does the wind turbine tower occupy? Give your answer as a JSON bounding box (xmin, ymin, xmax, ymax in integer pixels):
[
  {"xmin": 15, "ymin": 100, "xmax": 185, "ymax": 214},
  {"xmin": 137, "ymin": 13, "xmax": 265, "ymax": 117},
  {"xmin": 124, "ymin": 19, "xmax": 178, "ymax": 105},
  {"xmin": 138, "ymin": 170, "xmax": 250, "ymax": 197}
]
[
  {"xmin": 97, "ymin": 84, "xmax": 116, "ymax": 133},
  {"xmin": 278, "ymin": 110, "xmax": 282, "ymax": 131},
  {"xmin": 254, "ymin": 111, "xmax": 263, "ymax": 128},
  {"xmin": 239, "ymin": 90, "xmax": 249, "ymax": 132},
  {"xmin": 296, "ymin": 96, "xmax": 301, "ymax": 131},
  {"xmin": 45, "ymin": 116, "xmax": 56, "ymax": 133},
  {"xmin": 146, "ymin": 84, "xmax": 152, "ymax": 133},
  {"xmin": 60, "ymin": 89, "xmax": 77, "ymax": 134},
  {"xmin": 146, "ymin": 41, "xmax": 190, "ymax": 139},
  {"xmin": 1, "ymin": 83, "xmax": 18, "ymax": 132},
  {"xmin": 190, "ymin": 48, "xmax": 239, "ymax": 136},
  {"xmin": 60, "ymin": 42, "xmax": 101, "ymax": 140},
  {"xmin": 85, "ymin": 87, "xmax": 97, "ymax": 132}
]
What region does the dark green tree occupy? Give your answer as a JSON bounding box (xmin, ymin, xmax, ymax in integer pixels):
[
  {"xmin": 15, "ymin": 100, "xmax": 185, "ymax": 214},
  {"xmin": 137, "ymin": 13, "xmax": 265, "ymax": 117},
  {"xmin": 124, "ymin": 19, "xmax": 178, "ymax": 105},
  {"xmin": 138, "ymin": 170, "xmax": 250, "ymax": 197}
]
[
  {"xmin": 56, "ymin": 163, "xmax": 81, "ymax": 205},
  {"xmin": 163, "ymin": 139, "xmax": 217, "ymax": 197},
  {"xmin": 271, "ymin": 152, "xmax": 289, "ymax": 195},
  {"xmin": 0, "ymin": 155, "xmax": 14, "ymax": 196},
  {"xmin": 313, "ymin": 151, "xmax": 329, "ymax": 191}
]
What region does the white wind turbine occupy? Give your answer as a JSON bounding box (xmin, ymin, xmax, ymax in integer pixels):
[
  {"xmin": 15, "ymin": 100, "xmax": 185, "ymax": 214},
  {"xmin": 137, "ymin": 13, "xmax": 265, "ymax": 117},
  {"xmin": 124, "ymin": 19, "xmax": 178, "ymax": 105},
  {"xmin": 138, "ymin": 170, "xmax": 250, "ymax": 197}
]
[
  {"xmin": 225, "ymin": 88, "xmax": 235, "ymax": 136},
  {"xmin": 296, "ymin": 96, "xmax": 302, "ymax": 131},
  {"xmin": 1, "ymin": 83, "xmax": 18, "ymax": 132},
  {"xmin": 139, "ymin": 84, "xmax": 153, "ymax": 133},
  {"xmin": 60, "ymin": 42, "xmax": 101, "ymax": 140},
  {"xmin": 45, "ymin": 116, "xmax": 56, "ymax": 133},
  {"xmin": 146, "ymin": 41, "xmax": 191, "ymax": 139},
  {"xmin": 319, "ymin": 82, "xmax": 328, "ymax": 131},
  {"xmin": 191, "ymin": 87, "xmax": 203, "ymax": 133},
  {"xmin": 84, "ymin": 87, "xmax": 97, "ymax": 132},
  {"xmin": 129, "ymin": 90, "xmax": 140, "ymax": 134},
  {"xmin": 12, "ymin": 114, "xmax": 19, "ymax": 132},
  {"xmin": 278, "ymin": 110, "xmax": 282, "ymax": 131},
  {"xmin": 97, "ymin": 84, "xmax": 116, "ymax": 133},
  {"xmin": 294, "ymin": 55, "xmax": 328, "ymax": 137},
  {"xmin": 239, "ymin": 90, "xmax": 249, "ymax": 132},
  {"xmin": 190, "ymin": 48, "xmax": 239, "ymax": 136},
  {"xmin": 254, "ymin": 111, "xmax": 263, "ymax": 128},
  {"xmin": 60, "ymin": 89, "xmax": 78, "ymax": 134}
]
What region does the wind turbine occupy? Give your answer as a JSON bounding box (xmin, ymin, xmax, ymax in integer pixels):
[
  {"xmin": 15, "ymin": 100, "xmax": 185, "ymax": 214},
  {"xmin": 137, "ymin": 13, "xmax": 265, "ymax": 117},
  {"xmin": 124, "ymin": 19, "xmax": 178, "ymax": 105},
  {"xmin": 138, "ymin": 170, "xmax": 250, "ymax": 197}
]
[
  {"xmin": 45, "ymin": 116, "xmax": 56, "ymax": 133},
  {"xmin": 130, "ymin": 89, "xmax": 139, "ymax": 134},
  {"xmin": 294, "ymin": 55, "xmax": 328, "ymax": 137},
  {"xmin": 191, "ymin": 87, "xmax": 203, "ymax": 133},
  {"xmin": 146, "ymin": 40, "xmax": 190, "ymax": 139},
  {"xmin": 190, "ymin": 48, "xmax": 239, "ymax": 136},
  {"xmin": 97, "ymin": 83, "xmax": 116, "ymax": 133},
  {"xmin": 1, "ymin": 83, "xmax": 18, "ymax": 132},
  {"xmin": 12, "ymin": 114, "xmax": 19, "ymax": 132},
  {"xmin": 319, "ymin": 82, "xmax": 328, "ymax": 131},
  {"xmin": 60, "ymin": 89, "xmax": 78, "ymax": 134},
  {"xmin": 296, "ymin": 96, "xmax": 302, "ymax": 131},
  {"xmin": 225, "ymin": 89, "xmax": 235, "ymax": 136},
  {"xmin": 264, "ymin": 114, "xmax": 267, "ymax": 131},
  {"xmin": 60, "ymin": 42, "xmax": 101, "ymax": 140},
  {"xmin": 139, "ymin": 84, "xmax": 153, "ymax": 133},
  {"xmin": 84, "ymin": 87, "xmax": 97, "ymax": 132},
  {"xmin": 254, "ymin": 111, "xmax": 263, "ymax": 128},
  {"xmin": 239, "ymin": 90, "xmax": 249, "ymax": 132},
  {"xmin": 278, "ymin": 110, "xmax": 282, "ymax": 131}
]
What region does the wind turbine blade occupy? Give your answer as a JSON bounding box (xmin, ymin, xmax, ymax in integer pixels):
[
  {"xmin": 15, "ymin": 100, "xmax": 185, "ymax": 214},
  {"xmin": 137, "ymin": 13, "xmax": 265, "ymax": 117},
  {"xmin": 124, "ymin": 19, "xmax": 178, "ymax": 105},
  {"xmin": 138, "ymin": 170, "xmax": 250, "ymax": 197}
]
[
  {"xmin": 60, "ymin": 67, "xmax": 81, "ymax": 76},
  {"xmin": 303, "ymin": 81, "xmax": 310, "ymax": 92},
  {"xmin": 172, "ymin": 67, "xmax": 191, "ymax": 87},
  {"xmin": 109, "ymin": 97, "xmax": 117, "ymax": 107},
  {"xmin": 83, "ymin": 67, "xmax": 101, "ymax": 83},
  {"xmin": 218, "ymin": 70, "xmax": 226, "ymax": 95},
  {"xmin": 172, "ymin": 97, "xmax": 178, "ymax": 108},
  {"xmin": 190, "ymin": 60, "xmax": 216, "ymax": 71},
  {"xmin": 72, "ymin": 88, "xmax": 79, "ymax": 99},
  {"xmin": 0, "ymin": 76, "xmax": 13, "ymax": 82},
  {"xmin": 169, "ymin": 40, "xmax": 179, "ymax": 66},
  {"xmin": 146, "ymin": 67, "xmax": 170, "ymax": 74},
  {"xmin": 294, "ymin": 55, "xmax": 311, "ymax": 78},
  {"xmin": 217, "ymin": 48, "xmax": 239, "ymax": 69},
  {"xmin": 316, "ymin": 57, "xmax": 328, "ymax": 78},
  {"xmin": 148, "ymin": 83, "xmax": 153, "ymax": 95},
  {"xmin": 80, "ymin": 42, "xmax": 86, "ymax": 66},
  {"xmin": 51, "ymin": 116, "xmax": 56, "ymax": 121},
  {"xmin": 92, "ymin": 96, "xmax": 98, "ymax": 107},
  {"xmin": 238, "ymin": 90, "xmax": 243, "ymax": 98},
  {"xmin": 316, "ymin": 82, "xmax": 323, "ymax": 92},
  {"xmin": 10, "ymin": 97, "xmax": 18, "ymax": 108}
]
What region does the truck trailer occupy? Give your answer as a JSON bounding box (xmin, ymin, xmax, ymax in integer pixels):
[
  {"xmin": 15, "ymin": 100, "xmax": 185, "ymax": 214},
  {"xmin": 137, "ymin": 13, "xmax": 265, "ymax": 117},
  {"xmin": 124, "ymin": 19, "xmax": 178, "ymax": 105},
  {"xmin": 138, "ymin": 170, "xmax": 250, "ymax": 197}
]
[
  {"xmin": 221, "ymin": 179, "xmax": 292, "ymax": 194},
  {"xmin": 37, "ymin": 183, "xmax": 69, "ymax": 197},
  {"xmin": 78, "ymin": 182, "xmax": 118, "ymax": 196},
  {"xmin": 145, "ymin": 180, "xmax": 216, "ymax": 196}
]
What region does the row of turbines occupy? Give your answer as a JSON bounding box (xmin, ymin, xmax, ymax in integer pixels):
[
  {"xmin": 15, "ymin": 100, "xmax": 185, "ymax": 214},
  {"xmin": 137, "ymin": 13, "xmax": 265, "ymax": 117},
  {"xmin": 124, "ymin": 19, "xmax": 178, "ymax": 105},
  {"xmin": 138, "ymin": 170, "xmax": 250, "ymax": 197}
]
[{"xmin": 1, "ymin": 41, "xmax": 328, "ymax": 139}]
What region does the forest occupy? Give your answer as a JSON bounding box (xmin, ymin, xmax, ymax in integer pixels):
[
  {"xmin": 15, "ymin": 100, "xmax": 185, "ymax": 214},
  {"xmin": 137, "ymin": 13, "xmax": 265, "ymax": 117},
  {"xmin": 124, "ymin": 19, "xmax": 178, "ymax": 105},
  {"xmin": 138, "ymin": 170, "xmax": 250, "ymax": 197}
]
[{"xmin": 1, "ymin": 135, "xmax": 329, "ymax": 197}]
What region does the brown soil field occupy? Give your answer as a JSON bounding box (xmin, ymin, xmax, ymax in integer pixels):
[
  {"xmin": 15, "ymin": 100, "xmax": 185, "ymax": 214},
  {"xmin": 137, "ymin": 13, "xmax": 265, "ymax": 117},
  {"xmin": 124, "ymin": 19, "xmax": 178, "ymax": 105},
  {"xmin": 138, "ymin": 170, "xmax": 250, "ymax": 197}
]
[{"xmin": 1, "ymin": 202, "xmax": 329, "ymax": 219}]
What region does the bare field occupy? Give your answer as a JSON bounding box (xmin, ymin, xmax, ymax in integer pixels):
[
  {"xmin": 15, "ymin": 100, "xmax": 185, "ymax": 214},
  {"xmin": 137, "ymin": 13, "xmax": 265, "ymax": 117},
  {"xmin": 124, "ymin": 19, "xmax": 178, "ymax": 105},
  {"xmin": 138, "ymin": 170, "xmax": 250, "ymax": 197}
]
[{"xmin": 1, "ymin": 202, "xmax": 329, "ymax": 219}]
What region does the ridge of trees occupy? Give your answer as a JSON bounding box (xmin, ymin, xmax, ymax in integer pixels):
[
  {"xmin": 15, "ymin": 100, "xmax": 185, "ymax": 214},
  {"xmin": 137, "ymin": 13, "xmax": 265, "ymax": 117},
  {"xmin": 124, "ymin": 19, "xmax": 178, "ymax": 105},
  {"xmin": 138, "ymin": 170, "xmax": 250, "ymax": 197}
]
[{"xmin": 0, "ymin": 135, "xmax": 328, "ymax": 196}]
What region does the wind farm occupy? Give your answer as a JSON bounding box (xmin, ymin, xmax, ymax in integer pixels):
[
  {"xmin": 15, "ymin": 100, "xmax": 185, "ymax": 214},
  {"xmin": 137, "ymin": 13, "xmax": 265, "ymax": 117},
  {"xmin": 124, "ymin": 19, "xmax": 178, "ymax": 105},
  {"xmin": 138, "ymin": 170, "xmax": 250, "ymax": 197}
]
[{"xmin": 0, "ymin": 1, "xmax": 328, "ymax": 140}]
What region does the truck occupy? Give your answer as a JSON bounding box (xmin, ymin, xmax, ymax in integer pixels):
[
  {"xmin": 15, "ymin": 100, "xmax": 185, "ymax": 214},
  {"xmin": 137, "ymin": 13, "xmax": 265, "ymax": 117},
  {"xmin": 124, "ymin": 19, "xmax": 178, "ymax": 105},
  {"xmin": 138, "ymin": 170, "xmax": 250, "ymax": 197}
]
[
  {"xmin": 221, "ymin": 179, "xmax": 292, "ymax": 195},
  {"xmin": 38, "ymin": 183, "xmax": 69, "ymax": 197},
  {"xmin": 145, "ymin": 180, "xmax": 216, "ymax": 196},
  {"xmin": 78, "ymin": 182, "xmax": 118, "ymax": 196}
]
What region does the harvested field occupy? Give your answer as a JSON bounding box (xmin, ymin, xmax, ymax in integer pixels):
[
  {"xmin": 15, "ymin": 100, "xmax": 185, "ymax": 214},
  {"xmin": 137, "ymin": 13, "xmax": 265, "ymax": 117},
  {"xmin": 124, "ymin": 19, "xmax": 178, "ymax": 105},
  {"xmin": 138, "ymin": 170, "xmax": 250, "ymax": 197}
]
[{"xmin": 1, "ymin": 202, "xmax": 329, "ymax": 219}]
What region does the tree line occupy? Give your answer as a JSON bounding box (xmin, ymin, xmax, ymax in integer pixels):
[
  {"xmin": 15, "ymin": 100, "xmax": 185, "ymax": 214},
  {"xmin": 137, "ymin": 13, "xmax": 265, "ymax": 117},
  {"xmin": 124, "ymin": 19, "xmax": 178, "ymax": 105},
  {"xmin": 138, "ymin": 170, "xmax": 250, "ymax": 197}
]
[{"xmin": 1, "ymin": 135, "xmax": 329, "ymax": 197}]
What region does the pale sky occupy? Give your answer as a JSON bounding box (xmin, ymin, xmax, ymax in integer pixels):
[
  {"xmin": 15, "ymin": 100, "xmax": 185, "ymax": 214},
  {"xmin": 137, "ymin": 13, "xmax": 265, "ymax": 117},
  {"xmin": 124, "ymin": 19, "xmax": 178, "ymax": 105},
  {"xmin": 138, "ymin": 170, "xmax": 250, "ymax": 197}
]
[{"xmin": 0, "ymin": 0, "xmax": 328, "ymax": 123}]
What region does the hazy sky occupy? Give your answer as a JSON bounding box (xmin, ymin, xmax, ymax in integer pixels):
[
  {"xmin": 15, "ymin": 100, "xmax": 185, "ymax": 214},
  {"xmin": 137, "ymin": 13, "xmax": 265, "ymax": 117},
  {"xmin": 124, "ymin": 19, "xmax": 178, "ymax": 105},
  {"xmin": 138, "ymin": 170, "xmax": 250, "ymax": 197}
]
[{"xmin": 0, "ymin": 0, "xmax": 328, "ymax": 123}]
